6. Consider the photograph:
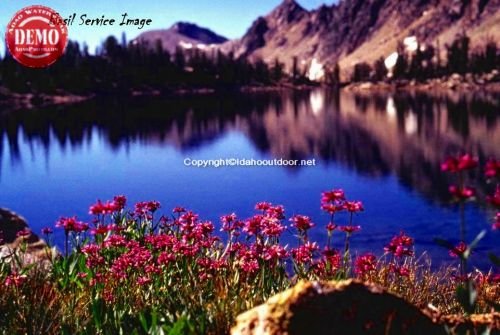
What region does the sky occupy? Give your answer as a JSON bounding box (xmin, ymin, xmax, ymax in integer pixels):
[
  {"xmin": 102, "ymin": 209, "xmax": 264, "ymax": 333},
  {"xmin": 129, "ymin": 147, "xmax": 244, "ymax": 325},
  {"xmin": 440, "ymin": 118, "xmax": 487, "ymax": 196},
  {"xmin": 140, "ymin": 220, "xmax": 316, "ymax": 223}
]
[{"xmin": 0, "ymin": 0, "xmax": 336, "ymax": 56}]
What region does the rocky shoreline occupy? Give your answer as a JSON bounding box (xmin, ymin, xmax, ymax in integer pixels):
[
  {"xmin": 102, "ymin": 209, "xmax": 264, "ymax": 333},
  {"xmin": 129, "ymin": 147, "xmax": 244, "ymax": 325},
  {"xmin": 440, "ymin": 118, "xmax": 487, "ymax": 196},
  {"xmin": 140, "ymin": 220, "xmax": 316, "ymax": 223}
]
[
  {"xmin": 0, "ymin": 87, "xmax": 92, "ymax": 112},
  {"xmin": 0, "ymin": 208, "xmax": 54, "ymax": 264},
  {"xmin": 0, "ymin": 84, "xmax": 311, "ymax": 112},
  {"xmin": 344, "ymin": 70, "xmax": 500, "ymax": 93},
  {"xmin": 1, "ymin": 71, "xmax": 498, "ymax": 113},
  {"xmin": 1, "ymin": 208, "xmax": 498, "ymax": 333}
]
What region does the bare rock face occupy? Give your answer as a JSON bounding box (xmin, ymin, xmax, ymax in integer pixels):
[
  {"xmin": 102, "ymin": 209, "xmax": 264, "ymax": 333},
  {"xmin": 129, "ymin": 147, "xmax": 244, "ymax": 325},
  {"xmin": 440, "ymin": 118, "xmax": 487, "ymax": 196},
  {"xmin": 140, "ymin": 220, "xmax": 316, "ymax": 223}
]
[
  {"xmin": 231, "ymin": 280, "xmax": 447, "ymax": 335},
  {"xmin": 0, "ymin": 208, "xmax": 34, "ymax": 244},
  {"xmin": 222, "ymin": 0, "xmax": 500, "ymax": 77},
  {"xmin": 134, "ymin": 21, "xmax": 228, "ymax": 54},
  {"xmin": 237, "ymin": 17, "xmax": 270, "ymax": 58},
  {"xmin": 0, "ymin": 208, "xmax": 53, "ymax": 263}
]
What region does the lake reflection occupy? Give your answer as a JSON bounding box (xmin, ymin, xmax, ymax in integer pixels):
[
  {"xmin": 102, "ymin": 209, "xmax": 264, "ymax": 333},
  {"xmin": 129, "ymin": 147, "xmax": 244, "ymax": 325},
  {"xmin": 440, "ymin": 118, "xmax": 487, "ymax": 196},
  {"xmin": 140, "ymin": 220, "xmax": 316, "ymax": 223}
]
[{"xmin": 0, "ymin": 89, "xmax": 499, "ymax": 267}]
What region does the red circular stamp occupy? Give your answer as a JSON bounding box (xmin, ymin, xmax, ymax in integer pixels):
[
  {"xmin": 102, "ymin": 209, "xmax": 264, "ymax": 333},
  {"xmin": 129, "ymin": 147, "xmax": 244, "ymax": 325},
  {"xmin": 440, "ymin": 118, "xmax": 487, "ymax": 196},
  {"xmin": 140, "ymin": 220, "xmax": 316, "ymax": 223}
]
[{"xmin": 5, "ymin": 5, "xmax": 68, "ymax": 68}]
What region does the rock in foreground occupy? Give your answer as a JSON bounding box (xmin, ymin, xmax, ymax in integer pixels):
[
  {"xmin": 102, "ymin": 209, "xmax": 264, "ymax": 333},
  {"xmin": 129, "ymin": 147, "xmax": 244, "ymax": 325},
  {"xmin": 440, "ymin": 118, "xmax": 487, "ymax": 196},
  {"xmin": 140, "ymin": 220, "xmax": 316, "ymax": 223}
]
[
  {"xmin": 231, "ymin": 280, "xmax": 447, "ymax": 335},
  {"xmin": 0, "ymin": 208, "xmax": 53, "ymax": 263}
]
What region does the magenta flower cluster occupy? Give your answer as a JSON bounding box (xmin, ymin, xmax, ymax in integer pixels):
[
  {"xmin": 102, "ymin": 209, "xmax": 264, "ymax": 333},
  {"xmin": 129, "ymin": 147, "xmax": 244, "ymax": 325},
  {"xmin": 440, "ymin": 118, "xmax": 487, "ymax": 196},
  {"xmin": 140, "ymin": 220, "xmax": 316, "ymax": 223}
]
[{"xmin": 32, "ymin": 188, "xmax": 425, "ymax": 290}]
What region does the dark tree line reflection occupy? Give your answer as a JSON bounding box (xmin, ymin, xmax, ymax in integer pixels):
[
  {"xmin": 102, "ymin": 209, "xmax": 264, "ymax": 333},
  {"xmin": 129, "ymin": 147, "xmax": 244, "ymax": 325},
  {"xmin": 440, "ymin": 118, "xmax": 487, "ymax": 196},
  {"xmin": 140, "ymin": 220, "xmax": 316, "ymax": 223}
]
[{"xmin": 0, "ymin": 89, "xmax": 499, "ymax": 203}]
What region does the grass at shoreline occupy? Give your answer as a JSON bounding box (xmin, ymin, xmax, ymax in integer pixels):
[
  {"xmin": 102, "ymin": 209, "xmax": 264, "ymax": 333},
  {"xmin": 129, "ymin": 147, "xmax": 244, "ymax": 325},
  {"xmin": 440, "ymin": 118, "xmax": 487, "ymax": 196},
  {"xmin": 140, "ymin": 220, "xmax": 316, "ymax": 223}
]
[
  {"xmin": 1, "ymin": 155, "xmax": 499, "ymax": 334},
  {"xmin": 1, "ymin": 192, "xmax": 498, "ymax": 334}
]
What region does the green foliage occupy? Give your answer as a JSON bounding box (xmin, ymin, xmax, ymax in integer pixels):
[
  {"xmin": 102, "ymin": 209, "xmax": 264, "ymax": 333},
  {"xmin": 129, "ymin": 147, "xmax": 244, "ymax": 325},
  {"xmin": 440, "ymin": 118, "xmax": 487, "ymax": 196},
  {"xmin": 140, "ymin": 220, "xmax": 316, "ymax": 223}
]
[
  {"xmin": 447, "ymin": 34, "xmax": 470, "ymax": 74},
  {"xmin": 352, "ymin": 62, "xmax": 372, "ymax": 82},
  {"xmin": 0, "ymin": 37, "xmax": 289, "ymax": 95},
  {"xmin": 271, "ymin": 58, "xmax": 284, "ymax": 82},
  {"xmin": 350, "ymin": 35, "xmax": 498, "ymax": 83},
  {"xmin": 393, "ymin": 42, "xmax": 409, "ymax": 80},
  {"xmin": 0, "ymin": 175, "xmax": 498, "ymax": 333},
  {"xmin": 373, "ymin": 57, "xmax": 387, "ymax": 81},
  {"xmin": 456, "ymin": 280, "xmax": 477, "ymax": 315},
  {"xmin": 166, "ymin": 317, "xmax": 197, "ymax": 335}
]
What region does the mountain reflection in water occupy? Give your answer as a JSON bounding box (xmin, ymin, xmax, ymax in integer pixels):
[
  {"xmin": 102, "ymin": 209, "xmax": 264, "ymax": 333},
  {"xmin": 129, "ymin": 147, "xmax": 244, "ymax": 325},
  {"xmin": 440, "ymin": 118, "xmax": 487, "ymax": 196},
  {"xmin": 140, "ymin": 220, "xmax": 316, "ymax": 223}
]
[
  {"xmin": 2, "ymin": 90, "xmax": 498, "ymax": 201},
  {"xmin": 0, "ymin": 89, "xmax": 499, "ymax": 267}
]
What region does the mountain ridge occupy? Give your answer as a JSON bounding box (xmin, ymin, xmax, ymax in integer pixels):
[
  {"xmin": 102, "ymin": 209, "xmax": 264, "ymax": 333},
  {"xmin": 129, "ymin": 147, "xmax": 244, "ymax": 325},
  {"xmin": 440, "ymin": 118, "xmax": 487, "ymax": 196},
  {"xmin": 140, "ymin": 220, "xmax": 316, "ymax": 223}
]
[
  {"xmin": 134, "ymin": 21, "xmax": 228, "ymax": 53},
  {"xmin": 223, "ymin": 0, "xmax": 500, "ymax": 78},
  {"xmin": 135, "ymin": 0, "xmax": 500, "ymax": 79}
]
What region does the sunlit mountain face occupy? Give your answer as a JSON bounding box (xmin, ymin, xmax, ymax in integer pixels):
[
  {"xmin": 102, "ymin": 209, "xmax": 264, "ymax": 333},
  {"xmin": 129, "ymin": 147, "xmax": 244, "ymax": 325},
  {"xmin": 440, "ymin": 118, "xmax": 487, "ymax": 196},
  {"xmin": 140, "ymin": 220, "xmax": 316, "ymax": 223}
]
[
  {"xmin": 221, "ymin": 0, "xmax": 500, "ymax": 78},
  {"xmin": 0, "ymin": 89, "xmax": 499, "ymax": 267}
]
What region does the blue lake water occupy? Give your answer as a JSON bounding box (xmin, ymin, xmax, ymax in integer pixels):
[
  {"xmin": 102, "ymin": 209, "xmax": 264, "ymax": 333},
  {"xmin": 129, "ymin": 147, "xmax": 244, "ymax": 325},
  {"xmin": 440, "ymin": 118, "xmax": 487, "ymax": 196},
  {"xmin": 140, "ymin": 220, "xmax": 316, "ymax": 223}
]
[{"xmin": 0, "ymin": 89, "xmax": 499, "ymax": 268}]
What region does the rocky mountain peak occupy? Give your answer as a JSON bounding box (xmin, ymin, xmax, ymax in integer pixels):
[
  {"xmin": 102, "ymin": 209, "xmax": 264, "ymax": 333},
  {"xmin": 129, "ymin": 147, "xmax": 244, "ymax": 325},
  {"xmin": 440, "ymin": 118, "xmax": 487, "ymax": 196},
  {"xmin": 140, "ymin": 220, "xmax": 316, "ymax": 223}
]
[
  {"xmin": 134, "ymin": 21, "xmax": 228, "ymax": 54},
  {"xmin": 138, "ymin": 0, "xmax": 499, "ymax": 80},
  {"xmin": 268, "ymin": 0, "xmax": 308, "ymax": 25},
  {"xmin": 224, "ymin": 0, "xmax": 499, "ymax": 79},
  {"xmin": 169, "ymin": 21, "xmax": 228, "ymax": 44}
]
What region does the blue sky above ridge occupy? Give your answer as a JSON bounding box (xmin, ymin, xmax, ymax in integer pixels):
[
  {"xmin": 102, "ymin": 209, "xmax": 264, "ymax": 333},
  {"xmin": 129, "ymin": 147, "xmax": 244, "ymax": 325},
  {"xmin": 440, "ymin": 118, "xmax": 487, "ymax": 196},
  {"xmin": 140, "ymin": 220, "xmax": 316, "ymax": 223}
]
[{"xmin": 0, "ymin": 0, "xmax": 337, "ymax": 57}]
